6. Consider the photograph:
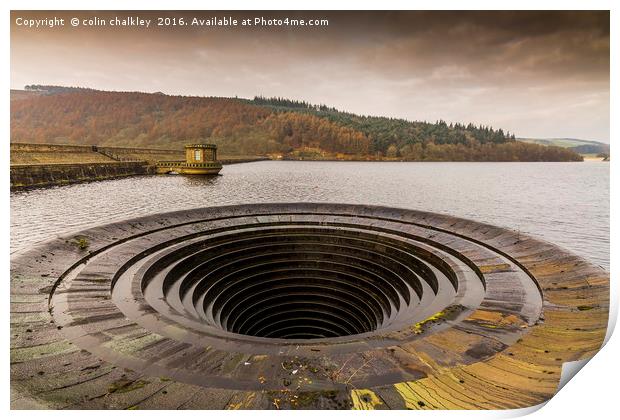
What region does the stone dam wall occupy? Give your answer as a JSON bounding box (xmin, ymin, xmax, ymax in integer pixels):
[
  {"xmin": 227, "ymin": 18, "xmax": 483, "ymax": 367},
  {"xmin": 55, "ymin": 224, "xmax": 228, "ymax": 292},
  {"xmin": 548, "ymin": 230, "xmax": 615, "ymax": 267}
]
[
  {"xmin": 11, "ymin": 143, "xmax": 115, "ymax": 165},
  {"xmin": 10, "ymin": 161, "xmax": 156, "ymax": 190},
  {"xmin": 10, "ymin": 143, "xmax": 185, "ymax": 165}
]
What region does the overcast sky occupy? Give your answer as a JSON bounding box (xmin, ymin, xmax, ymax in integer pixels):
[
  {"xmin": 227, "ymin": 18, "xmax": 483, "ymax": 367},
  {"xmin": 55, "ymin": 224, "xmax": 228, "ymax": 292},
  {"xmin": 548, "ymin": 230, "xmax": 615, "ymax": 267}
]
[{"xmin": 11, "ymin": 11, "xmax": 610, "ymax": 142}]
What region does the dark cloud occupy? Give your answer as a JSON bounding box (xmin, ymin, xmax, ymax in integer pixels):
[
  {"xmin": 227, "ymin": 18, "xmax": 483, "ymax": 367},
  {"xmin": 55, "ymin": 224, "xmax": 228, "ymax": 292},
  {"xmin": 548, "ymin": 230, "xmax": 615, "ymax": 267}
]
[{"xmin": 10, "ymin": 10, "xmax": 609, "ymax": 142}]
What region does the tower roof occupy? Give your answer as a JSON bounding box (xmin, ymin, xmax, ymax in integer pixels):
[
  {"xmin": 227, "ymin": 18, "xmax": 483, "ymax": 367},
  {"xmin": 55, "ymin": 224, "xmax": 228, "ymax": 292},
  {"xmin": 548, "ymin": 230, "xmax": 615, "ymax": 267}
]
[{"xmin": 185, "ymin": 143, "xmax": 217, "ymax": 149}]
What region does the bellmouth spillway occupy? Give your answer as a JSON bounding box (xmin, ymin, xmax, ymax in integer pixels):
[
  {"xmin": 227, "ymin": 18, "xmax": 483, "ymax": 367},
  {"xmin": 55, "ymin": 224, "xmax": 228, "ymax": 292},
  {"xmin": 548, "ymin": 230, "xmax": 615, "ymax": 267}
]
[{"xmin": 10, "ymin": 203, "xmax": 609, "ymax": 409}]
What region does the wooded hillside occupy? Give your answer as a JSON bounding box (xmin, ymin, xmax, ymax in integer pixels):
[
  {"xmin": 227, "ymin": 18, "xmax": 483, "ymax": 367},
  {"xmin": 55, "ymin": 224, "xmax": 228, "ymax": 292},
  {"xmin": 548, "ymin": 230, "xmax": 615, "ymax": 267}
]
[{"xmin": 10, "ymin": 87, "xmax": 582, "ymax": 161}]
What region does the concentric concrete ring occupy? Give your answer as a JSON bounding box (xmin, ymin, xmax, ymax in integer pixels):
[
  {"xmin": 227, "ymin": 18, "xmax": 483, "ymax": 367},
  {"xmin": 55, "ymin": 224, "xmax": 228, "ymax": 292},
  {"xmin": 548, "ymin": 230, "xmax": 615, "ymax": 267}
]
[{"xmin": 10, "ymin": 203, "xmax": 609, "ymax": 409}]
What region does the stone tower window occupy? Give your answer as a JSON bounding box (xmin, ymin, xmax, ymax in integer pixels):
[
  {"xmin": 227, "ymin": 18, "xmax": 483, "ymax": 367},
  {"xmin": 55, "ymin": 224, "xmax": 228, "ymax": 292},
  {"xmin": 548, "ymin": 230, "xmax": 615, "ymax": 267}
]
[{"xmin": 194, "ymin": 150, "xmax": 202, "ymax": 161}]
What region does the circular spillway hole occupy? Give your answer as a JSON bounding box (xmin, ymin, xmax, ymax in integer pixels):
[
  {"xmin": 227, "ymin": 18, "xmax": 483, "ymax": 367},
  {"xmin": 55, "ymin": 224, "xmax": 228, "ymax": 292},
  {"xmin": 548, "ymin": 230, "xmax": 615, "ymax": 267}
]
[
  {"xmin": 146, "ymin": 225, "xmax": 453, "ymax": 340},
  {"xmin": 16, "ymin": 202, "xmax": 583, "ymax": 408}
]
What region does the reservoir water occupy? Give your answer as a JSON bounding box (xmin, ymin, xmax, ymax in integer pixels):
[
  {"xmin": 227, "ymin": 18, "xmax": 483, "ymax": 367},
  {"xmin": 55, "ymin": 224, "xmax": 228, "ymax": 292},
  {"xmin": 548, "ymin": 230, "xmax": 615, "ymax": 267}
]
[{"xmin": 10, "ymin": 161, "xmax": 609, "ymax": 269}]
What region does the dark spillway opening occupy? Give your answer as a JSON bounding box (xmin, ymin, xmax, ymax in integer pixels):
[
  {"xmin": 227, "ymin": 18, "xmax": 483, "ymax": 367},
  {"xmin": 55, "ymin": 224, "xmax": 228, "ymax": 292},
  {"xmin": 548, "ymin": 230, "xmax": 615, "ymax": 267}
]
[
  {"xmin": 215, "ymin": 269, "xmax": 389, "ymax": 339},
  {"xmin": 150, "ymin": 225, "xmax": 446, "ymax": 340}
]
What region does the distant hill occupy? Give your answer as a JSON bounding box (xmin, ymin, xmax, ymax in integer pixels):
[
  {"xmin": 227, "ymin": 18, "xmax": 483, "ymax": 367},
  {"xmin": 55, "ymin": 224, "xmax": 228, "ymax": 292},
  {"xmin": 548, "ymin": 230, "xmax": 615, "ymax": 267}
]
[
  {"xmin": 518, "ymin": 137, "xmax": 609, "ymax": 156},
  {"xmin": 10, "ymin": 86, "xmax": 582, "ymax": 161}
]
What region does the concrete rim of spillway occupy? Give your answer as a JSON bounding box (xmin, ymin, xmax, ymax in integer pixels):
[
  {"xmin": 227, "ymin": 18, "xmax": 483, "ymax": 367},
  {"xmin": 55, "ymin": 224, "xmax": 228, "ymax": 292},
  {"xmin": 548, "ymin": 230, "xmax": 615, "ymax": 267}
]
[{"xmin": 10, "ymin": 203, "xmax": 609, "ymax": 410}]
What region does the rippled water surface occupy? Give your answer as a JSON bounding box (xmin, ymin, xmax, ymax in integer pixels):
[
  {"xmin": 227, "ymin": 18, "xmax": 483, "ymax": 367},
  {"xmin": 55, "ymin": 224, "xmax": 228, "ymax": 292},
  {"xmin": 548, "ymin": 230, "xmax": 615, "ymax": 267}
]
[{"xmin": 11, "ymin": 161, "xmax": 609, "ymax": 269}]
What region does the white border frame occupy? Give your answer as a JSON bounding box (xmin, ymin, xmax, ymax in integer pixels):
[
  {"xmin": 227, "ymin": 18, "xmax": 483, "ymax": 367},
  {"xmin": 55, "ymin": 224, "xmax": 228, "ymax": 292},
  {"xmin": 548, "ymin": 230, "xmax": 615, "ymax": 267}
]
[{"xmin": 3, "ymin": 2, "xmax": 616, "ymax": 419}]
